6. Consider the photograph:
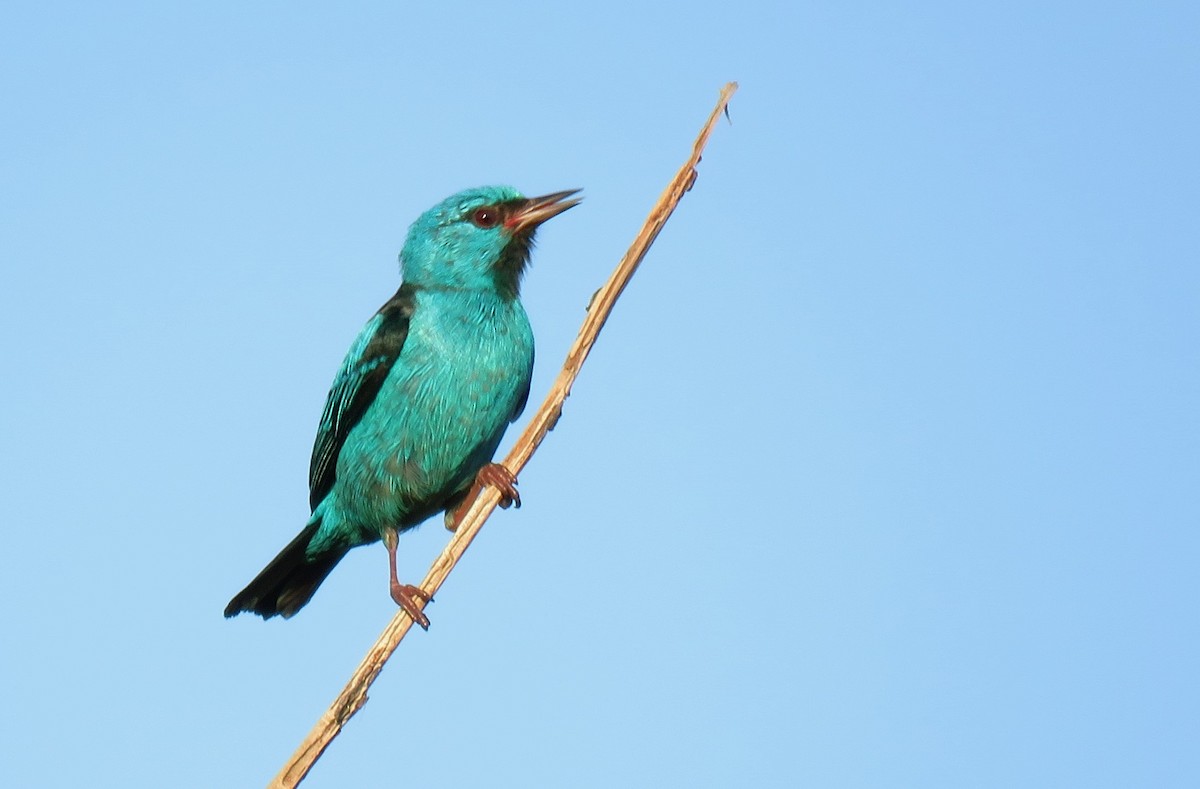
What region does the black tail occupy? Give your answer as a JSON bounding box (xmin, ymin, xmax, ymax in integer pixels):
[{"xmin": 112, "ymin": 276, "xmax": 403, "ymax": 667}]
[{"xmin": 224, "ymin": 522, "xmax": 347, "ymax": 619}]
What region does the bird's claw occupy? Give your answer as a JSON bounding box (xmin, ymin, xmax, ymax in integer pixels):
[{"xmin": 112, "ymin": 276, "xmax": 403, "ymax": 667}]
[
  {"xmin": 477, "ymin": 463, "xmax": 520, "ymax": 509},
  {"xmin": 447, "ymin": 463, "xmax": 521, "ymax": 532},
  {"xmin": 390, "ymin": 582, "xmax": 432, "ymax": 630}
]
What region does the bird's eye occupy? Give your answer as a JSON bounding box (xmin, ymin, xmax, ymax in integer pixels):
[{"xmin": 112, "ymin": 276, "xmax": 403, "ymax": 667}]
[{"xmin": 471, "ymin": 207, "xmax": 500, "ymax": 228}]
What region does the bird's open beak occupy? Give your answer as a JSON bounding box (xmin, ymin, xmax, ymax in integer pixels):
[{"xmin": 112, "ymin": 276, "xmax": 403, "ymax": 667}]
[{"xmin": 506, "ymin": 189, "xmax": 582, "ymax": 234}]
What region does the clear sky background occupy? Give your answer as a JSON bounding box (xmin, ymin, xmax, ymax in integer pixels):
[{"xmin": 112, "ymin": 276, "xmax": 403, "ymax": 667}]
[{"xmin": 2, "ymin": 2, "xmax": 1197, "ymax": 787}]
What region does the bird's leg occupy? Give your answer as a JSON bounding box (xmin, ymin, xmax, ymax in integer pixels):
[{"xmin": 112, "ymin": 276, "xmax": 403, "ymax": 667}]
[
  {"xmin": 382, "ymin": 526, "xmax": 432, "ymax": 630},
  {"xmin": 446, "ymin": 463, "xmax": 521, "ymax": 533}
]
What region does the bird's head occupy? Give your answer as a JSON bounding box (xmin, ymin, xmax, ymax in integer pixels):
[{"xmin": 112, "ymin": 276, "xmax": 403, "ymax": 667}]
[{"xmin": 399, "ymin": 185, "xmax": 581, "ymax": 298}]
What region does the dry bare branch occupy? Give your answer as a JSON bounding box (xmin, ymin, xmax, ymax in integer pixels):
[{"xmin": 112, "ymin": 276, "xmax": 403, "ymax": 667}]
[{"xmin": 269, "ymin": 81, "xmax": 738, "ymax": 789}]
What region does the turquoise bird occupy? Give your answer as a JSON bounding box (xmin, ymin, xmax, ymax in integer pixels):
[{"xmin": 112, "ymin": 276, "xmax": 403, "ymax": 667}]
[{"xmin": 225, "ymin": 186, "xmax": 580, "ymax": 627}]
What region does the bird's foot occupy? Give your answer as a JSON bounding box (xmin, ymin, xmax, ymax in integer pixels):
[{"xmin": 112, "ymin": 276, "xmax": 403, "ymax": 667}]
[
  {"xmin": 446, "ymin": 463, "xmax": 521, "ymax": 532},
  {"xmin": 478, "ymin": 463, "xmax": 521, "ymax": 509},
  {"xmin": 390, "ymin": 582, "xmax": 433, "ymax": 630}
]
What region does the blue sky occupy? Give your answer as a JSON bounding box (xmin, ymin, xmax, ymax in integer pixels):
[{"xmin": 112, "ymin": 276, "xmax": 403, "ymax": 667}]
[{"xmin": 2, "ymin": 2, "xmax": 1197, "ymax": 787}]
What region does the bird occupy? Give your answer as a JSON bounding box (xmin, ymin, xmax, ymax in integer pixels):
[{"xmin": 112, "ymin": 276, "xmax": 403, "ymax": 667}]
[{"xmin": 225, "ymin": 185, "xmax": 580, "ymax": 628}]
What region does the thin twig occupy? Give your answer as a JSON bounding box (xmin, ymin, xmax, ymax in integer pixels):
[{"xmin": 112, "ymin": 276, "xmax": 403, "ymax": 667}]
[{"xmin": 268, "ymin": 81, "xmax": 738, "ymax": 789}]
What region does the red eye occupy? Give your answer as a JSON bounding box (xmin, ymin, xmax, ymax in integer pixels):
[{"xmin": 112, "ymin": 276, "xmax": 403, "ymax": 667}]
[{"xmin": 471, "ymin": 207, "xmax": 499, "ymax": 228}]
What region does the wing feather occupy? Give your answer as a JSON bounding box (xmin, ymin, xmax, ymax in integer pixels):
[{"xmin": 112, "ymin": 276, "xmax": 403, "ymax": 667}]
[{"xmin": 308, "ymin": 284, "xmax": 415, "ymax": 510}]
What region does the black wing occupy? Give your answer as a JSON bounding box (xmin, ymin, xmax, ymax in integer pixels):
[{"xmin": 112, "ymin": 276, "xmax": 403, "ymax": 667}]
[{"xmin": 308, "ymin": 284, "xmax": 415, "ymax": 511}]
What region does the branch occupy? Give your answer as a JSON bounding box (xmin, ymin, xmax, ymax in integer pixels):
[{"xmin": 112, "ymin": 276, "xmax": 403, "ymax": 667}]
[{"xmin": 269, "ymin": 81, "xmax": 738, "ymax": 789}]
